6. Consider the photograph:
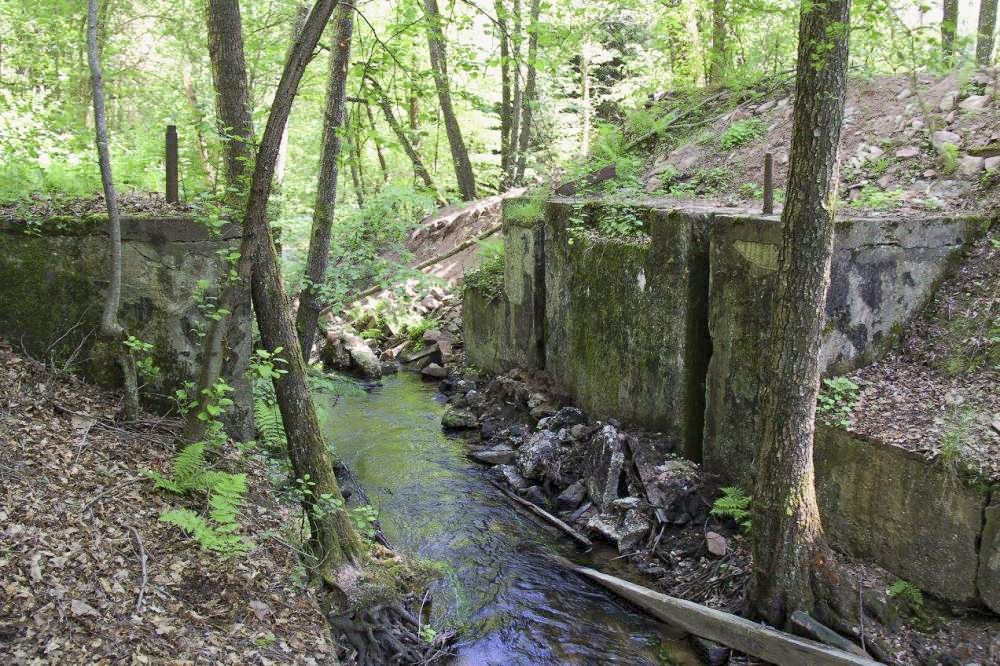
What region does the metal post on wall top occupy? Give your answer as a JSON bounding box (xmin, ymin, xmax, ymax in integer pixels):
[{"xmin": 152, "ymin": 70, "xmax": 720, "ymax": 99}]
[{"xmin": 165, "ymin": 125, "xmax": 179, "ymax": 204}]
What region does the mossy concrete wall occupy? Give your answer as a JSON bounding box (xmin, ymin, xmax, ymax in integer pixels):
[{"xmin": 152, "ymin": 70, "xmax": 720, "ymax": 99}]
[
  {"xmin": 980, "ymin": 493, "xmax": 1000, "ymax": 613},
  {"xmin": 542, "ymin": 202, "xmax": 709, "ymax": 460},
  {"xmin": 462, "ymin": 198, "xmax": 546, "ymax": 373},
  {"xmin": 815, "ymin": 426, "xmax": 991, "ymax": 605},
  {"xmin": 703, "ymin": 214, "xmax": 977, "ymax": 487},
  {"xmin": 0, "ymin": 217, "xmax": 253, "ymax": 439}
]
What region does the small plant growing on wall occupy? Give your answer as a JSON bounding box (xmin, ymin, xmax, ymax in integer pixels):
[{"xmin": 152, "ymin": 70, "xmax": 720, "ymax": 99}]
[{"xmin": 817, "ymin": 376, "xmax": 859, "ymax": 428}]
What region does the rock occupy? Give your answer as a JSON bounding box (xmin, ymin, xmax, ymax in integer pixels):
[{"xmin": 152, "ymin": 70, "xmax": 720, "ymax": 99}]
[
  {"xmin": 933, "ymin": 129, "xmax": 961, "ymax": 146},
  {"xmin": 556, "ymin": 480, "xmax": 587, "ymax": 511},
  {"xmin": 546, "ymin": 406, "xmax": 586, "ymax": 430},
  {"xmin": 508, "ymin": 423, "xmax": 530, "ymax": 440},
  {"xmin": 529, "ymin": 403, "xmax": 557, "ymax": 420},
  {"xmin": 586, "ymin": 425, "xmax": 625, "ymax": 512},
  {"xmin": 895, "ymin": 146, "xmax": 920, "ymax": 158},
  {"xmin": 497, "ymin": 464, "xmax": 528, "ymax": 490},
  {"xmin": 756, "ymin": 99, "xmax": 776, "ymax": 113},
  {"xmin": 689, "ymin": 636, "xmax": 732, "ymax": 666},
  {"xmin": 569, "ymin": 423, "xmax": 592, "ymax": 441},
  {"xmin": 527, "ymin": 392, "xmax": 549, "ymax": 410},
  {"xmin": 340, "ymin": 331, "xmax": 382, "ymax": 379},
  {"xmin": 959, "ymin": 95, "xmax": 992, "ymax": 110},
  {"xmin": 523, "ymin": 485, "xmax": 547, "ymax": 507},
  {"xmin": 609, "ymin": 496, "xmax": 643, "ymax": 512},
  {"xmin": 516, "ymin": 430, "xmax": 559, "ymax": 481},
  {"xmin": 471, "ymin": 447, "xmax": 516, "ymax": 465},
  {"xmin": 706, "ymin": 531, "xmax": 728, "ymax": 557},
  {"xmin": 985, "ymin": 156, "xmax": 1000, "ymax": 171},
  {"xmin": 569, "ymin": 500, "xmax": 594, "ymax": 523},
  {"xmin": 480, "ymin": 420, "xmax": 500, "ymax": 438},
  {"xmin": 979, "ymin": 497, "xmax": 1000, "ymax": 614},
  {"xmin": 380, "ymin": 361, "xmax": 398, "ymax": 375},
  {"xmin": 421, "ymin": 363, "xmax": 449, "ymax": 379},
  {"xmin": 441, "ymin": 406, "xmax": 479, "ymax": 430},
  {"xmin": 939, "ymin": 90, "xmax": 960, "ymax": 111},
  {"xmin": 958, "ymin": 155, "xmax": 986, "ymax": 176},
  {"xmin": 586, "ymin": 510, "xmax": 649, "ymax": 553},
  {"xmin": 649, "ymin": 458, "xmax": 703, "ymax": 526}
]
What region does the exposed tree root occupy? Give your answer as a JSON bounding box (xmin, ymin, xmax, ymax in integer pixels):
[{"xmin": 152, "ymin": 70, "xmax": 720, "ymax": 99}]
[{"xmin": 327, "ymin": 599, "xmax": 456, "ymax": 665}]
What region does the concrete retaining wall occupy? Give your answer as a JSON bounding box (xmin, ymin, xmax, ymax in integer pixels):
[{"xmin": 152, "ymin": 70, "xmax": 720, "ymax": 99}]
[{"xmin": 0, "ymin": 216, "xmax": 253, "ymax": 439}]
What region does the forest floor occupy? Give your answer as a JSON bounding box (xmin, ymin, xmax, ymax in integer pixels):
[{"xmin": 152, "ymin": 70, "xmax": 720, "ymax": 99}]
[
  {"xmin": 0, "ymin": 191, "xmax": 193, "ymax": 222},
  {"xmin": 0, "ymin": 342, "xmax": 336, "ymax": 664}
]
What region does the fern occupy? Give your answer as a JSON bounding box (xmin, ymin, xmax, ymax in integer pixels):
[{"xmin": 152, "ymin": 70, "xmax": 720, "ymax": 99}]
[
  {"xmin": 160, "ymin": 508, "xmax": 253, "ymax": 556},
  {"xmin": 710, "ymin": 486, "xmax": 753, "ymax": 534}
]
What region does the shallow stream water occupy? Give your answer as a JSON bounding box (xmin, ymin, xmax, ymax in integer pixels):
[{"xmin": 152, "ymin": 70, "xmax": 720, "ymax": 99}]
[{"xmin": 317, "ymin": 373, "xmax": 701, "ymax": 665}]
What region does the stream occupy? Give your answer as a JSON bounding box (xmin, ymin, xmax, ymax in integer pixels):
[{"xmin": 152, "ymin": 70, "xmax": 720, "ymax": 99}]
[{"xmin": 317, "ymin": 372, "xmax": 701, "ymax": 665}]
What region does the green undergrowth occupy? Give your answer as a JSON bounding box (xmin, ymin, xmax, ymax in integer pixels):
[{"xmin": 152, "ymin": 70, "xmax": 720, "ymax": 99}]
[{"xmin": 463, "ymin": 236, "xmax": 506, "ymax": 298}]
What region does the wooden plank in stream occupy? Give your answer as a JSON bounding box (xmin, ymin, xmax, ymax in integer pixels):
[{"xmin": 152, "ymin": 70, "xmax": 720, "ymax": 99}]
[
  {"xmin": 491, "ymin": 482, "xmax": 593, "ymax": 549},
  {"xmin": 546, "ymin": 554, "xmax": 881, "ymax": 666}
]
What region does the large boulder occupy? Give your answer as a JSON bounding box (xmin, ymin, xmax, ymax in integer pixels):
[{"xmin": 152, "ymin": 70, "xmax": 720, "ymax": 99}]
[
  {"xmin": 441, "ymin": 406, "xmax": 479, "ymax": 430},
  {"xmin": 515, "ymin": 430, "xmax": 559, "ymax": 481},
  {"xmin": 586, "ymin": 425, "xmax": 626, "ymax": 512},
  {"xmin": 323, "ymin": 329, "xmax": 382, "ymax": 379}
]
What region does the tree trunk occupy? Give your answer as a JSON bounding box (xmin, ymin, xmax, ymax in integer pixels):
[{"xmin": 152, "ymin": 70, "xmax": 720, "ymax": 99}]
[
  {"xmin": 275, "ymin": 3, "xmax": 310, "ymax": 193},
  {"xmin": 296, "ymin": 0, "xmax": 354, "ymax": 362},
  {"xmin": 977, "ymin": 0, "xmax": 997, "ymax": 66},
  {"xmin": 580, "ymin": 47, "xmax": 590, "ymax": 155},
  {"xmin": 367, "ymin": 74, "xmax": 436, "ymax": 190},
  {"xmin": 182, "ymin": 63, "xmax": 216, "ymax": 187},
  {"xmin": 204, "ymin": 0, "xmax": 364, "ymax": 580},
  {"xmin": 710, "ymin": 0, "xmax": 727, "ymax": 85},
  {"xmin": 514, "ymin": 0, "xmax": 540, "ymax": 184},
  {"xmin": 345, "ymin": 109, "xmax": 365, "ymax": 207},
  {"xmin": 423, "ymin": 0, "xmax": 477, "ymax": 200},
  {"xmin": 206, "ymin": 0, "xmax": 255, "ymax": 207},
  {"xmin": 496, "ymin": 0, "xmax": 512, "ymax": 179},
  {"xmin": 366, "ymin": 103, "xmax": 389, "ymax": 183},
  {"xmin": 508, "ymin": 0, "xmax": 522, "ymax": 184},
  {"xmin": 748, "ymin": 0, "xmax": 851, "ymax": 629},
  {"xmin": 942, "ymin": 0, "xmax": 959, "ymax": 62},
  {"xmin": 87, "ymin": 0, "xmax": 139, "ymax": 421}
]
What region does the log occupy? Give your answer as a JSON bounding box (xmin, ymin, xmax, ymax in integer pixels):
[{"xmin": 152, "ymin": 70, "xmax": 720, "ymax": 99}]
[
  {"xmin": 491, "ymin": 481, "xmax": 593, "ymax": 549},
  {"xmin": 546, "ymin": 554, "xmax": 882, "ymax": 666},
  {"xmin": 789, "ymin": 611, "xmax": 870, "ymax": 658}
]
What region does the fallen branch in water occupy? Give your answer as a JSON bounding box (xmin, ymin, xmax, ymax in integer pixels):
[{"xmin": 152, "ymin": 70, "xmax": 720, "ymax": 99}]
[{"xmin": 491, "ymin": 481, "xmax": 592, "ymax": 549}]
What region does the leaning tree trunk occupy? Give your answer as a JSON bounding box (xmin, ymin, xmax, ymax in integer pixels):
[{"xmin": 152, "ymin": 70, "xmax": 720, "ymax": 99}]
[
  {"xmin": 977, "ymin": 0, "xmax": 997, "ymax": 66},
  {"xmin": 423, "ymin": 0, "xmax": 477, "ymax": 200},
  {"xmin": 367, "ymin": 75, "xmax": 437, "ymax": 190},
  {"xmin": 204, "ymin": 0, "xmax": 365, "ymax": 579},
  {"xmin": 87, "ymin": 0, "xmax": 139, "ymax": 421},
  {"xmin": 513, "ymin": 0, "xmax": 540, "ymax": 184},
  {"xmin": 710, "ymin": 0, "xmax": 727, "ymax": 85},
  {"xmin": 942, "ymin": 0, "xmax": 959, "ymax": 63},
  {"xmin": 366, "ymin": 104, "xmax": 389, "ymax": 183},
  {"xmin": 296, "ymin": 0, "xmax": 354, "ymax": 362},
  {"xmin": 748, "ymin": 0, "xmax": 850, "ymax": 629}
]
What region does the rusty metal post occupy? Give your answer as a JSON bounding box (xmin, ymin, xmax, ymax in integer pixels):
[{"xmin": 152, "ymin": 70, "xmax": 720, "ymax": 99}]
[
  {"xmin": 763, "ymin": 152, "xmax": 774, "ymax": 214},
  {"xmin": 165, "ymin": 125, "xmax": 179, "ymax": 204}
]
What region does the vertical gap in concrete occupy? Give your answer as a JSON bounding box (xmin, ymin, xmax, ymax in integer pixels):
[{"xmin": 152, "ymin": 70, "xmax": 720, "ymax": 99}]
[
  {"xmin": 533, "ymin": 219, "xmax": 546, "ymax": 368},
  {"xmin": 684, "ymin": 216, "xmax": 712, "ymax": 464}
]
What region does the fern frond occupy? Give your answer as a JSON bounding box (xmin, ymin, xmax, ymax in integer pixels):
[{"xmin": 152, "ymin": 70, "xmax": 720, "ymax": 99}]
[
  {"xmin": 172, "ymin": 441, "xmax": 208, "ymax": 487},
  {"xmin": 143, "ymin": 469, "xmax": 184, "ymax": 494}
]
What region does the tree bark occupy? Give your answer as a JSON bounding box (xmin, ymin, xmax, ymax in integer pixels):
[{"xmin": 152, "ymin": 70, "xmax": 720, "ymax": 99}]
[
  {"xmin": 710, "ymin": 0, "xmax": 727, "ymax": 85},
  {"xmin": 275, "ymin": 3, "xmax": 310, "ymax": 193},
  {"xmin": 182, "ymin": 63, "xmax": 216, "ymax": 187},
  {"xmin": 366, "ymin": 103, "xmax": 389, "ymax": 183},
  {"xmin": 345, "ymin": 109, "xmax": 365, "ymax": 206},
  {"xmin": 508, "ymin": 0, "xmax": 522, "ymax": 183},
  {"xmin": 423, "ymin": 0, "xmax": 477, "ymax": 200},
  {"xmin": 367, "ymin": 74, "xmax": 436, "ymax": 190},
  {"xmin": 977, "ymin": 0, "xmax": 997, "ymax": 66},
  {"xmin": 496, "ymin": 0, "xmax": 512, "ymax": 179},
  {"xmin": 748, "ymin": 0, "xmax": 851, "ymax": 629},
  {"xmin": 580, "ymin": 46, "xmax": 590, "ymax": 155},
  {"xmin": 296, "ymin": 0, "xmax": 355, "ymax": 362},
  {"xmin": 203, "ymin": 0, "xmax": 364, "ymax": 579},
  {"xmin": 87, "ymin": 0, "xmax": 139, "ymax": 421},
  {"xmin": 942, "ymin": 0, "xmax": 959, "ymax": 62},
  {"xmin": 513, "ymin": 0, "xmax": 540, "ymax": 184}
]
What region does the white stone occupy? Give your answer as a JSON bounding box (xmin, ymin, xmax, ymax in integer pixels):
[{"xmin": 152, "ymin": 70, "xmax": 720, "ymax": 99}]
[
  {"xmin": 958, "ymin": 155, "xmax": 986, "ymax": 176},
  {"xmin": 933, "ymin": 130, "xmax": 962, "ymax": 146},
  {"xmin": 939, "ymin": 90, "xmax": 960, "ymax": 111},
  {"xmin": 895, "ymin": 146, "xmax": 920, "ymax": 158},
  {"xmin": 959, "ymin": 95, "xmax": 992, "ymax": 110}
]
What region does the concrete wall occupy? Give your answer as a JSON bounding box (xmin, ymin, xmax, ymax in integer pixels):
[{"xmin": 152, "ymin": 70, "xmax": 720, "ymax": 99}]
[
  {"xmin": 703, "ymin": 214, "xmax": 976, "ymax": 487},
  {"xmin": 0, "ymin": 216, "xmax": 253, "ymax": 439}
]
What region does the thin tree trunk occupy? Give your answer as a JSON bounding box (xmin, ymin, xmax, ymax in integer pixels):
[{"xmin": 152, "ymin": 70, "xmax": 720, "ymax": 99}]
[
  {"xmin": 580, "ymin": 47, "xmax": 590, "ymax": 155},
  {"xmin": 202, "ymin": 0, "xmax": 364, "ymax": 579},
  {"xmin": 345, "ymin": 109, "xmax": 365, "ymax": 206},
  {"xmin": 367, "ymin": 75, "xmax": 436, "ymax": 190},
  {"xmin": 496, "ymin": 0, "xmax": 512, "ymax": 179},
  {"xmin": 942, "ymin": 0, "xmax": 959, "ymax": 62},
  {"xmin": 710, "ymin": 0, "xmax": 727, "ymax": 85},
  {"xmin": 408, "ymin": 48, "xmax": 421, "ymax": 149},
  {"xmin": 87, "ymin": 0, "xmax": 139, "ymax": 420},
  {"xmin": 296, "ymin": 0, "xmax": 354, "ymax": 362},
  {"xmin": 182, "ymin": 63, "xmax": 216, "ymax": 187},
  {"xmin": 366, "ymin": 103, "xmax": 389, "ymax": 182},
  {"xmin": 275, "ymin": 3, "xmax": 310, "ymax": 193},
  {"xmin": 748, "ymin": 0, "xmax": 850, "ymax": 629},
  {"xmin": 513, "ymin": 0, "xmax": 539, "ymax": 184},
  {"xmin": 508, "ymin": 0, "xmax": 522, "ymax": 184},
  {"xmin": 977, "ymin": 0, "xmax": 997, "ymax": 66},
  {"xmin": 424, "ymin": 0, "xmax": 477, "ymax": 200}
]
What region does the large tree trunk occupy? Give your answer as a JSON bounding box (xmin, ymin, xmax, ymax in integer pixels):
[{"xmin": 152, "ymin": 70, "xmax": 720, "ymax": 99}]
[
  {"xmin": 977, "ymin": 0, "xmax": 997, "ymax": 66},
  {"xmin": 367, "ymin": 74, "xmax": 436, "ymax": 190},
  {"xmin": 710, "ymin": 0, "xmax": 727, "ymax": 85},
  {"xmin": 87, "ymin": 0, "xmax": 139, "ymax": 420},
  {"xmin": 513, "ymin": 0, "xmax": 540, "ymax": 184},
  {"xmin": 423, "ymin": 0, "xmax": 477, "ymax": 200},
  {"xmin": 296, "ymin": 0, "xmax": 355, "ymax": 362},
  {"xmin": 942, "ymin": 0, "xmax": 959, "ymax": 62},
  {"xmin": 748, "ymin": 0, "xmax": 850, "ymax": 629},
  {"xmin": 204, "ymin": 0, "xmax": 364, "ymax": 580}
]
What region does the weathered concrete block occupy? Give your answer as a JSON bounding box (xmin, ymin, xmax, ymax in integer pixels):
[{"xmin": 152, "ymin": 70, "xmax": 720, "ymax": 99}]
[
  {"xmin": 543, "ymin": 202, "xmax": 710, "ymax": 459},
  {"xmin": 703, "ymin": 214, "xmax": 977, "ymax": 486},
  {"xmin": 0, "ymin": 217, "xmax": 252, "ymax": 439},
  {"xmin": 815, "ymin": 427, "xmax": 987, "ymax": 603},
  {"xmin": 979, "ymin": 491, "xmax": 1000, "ymax": 614}
]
